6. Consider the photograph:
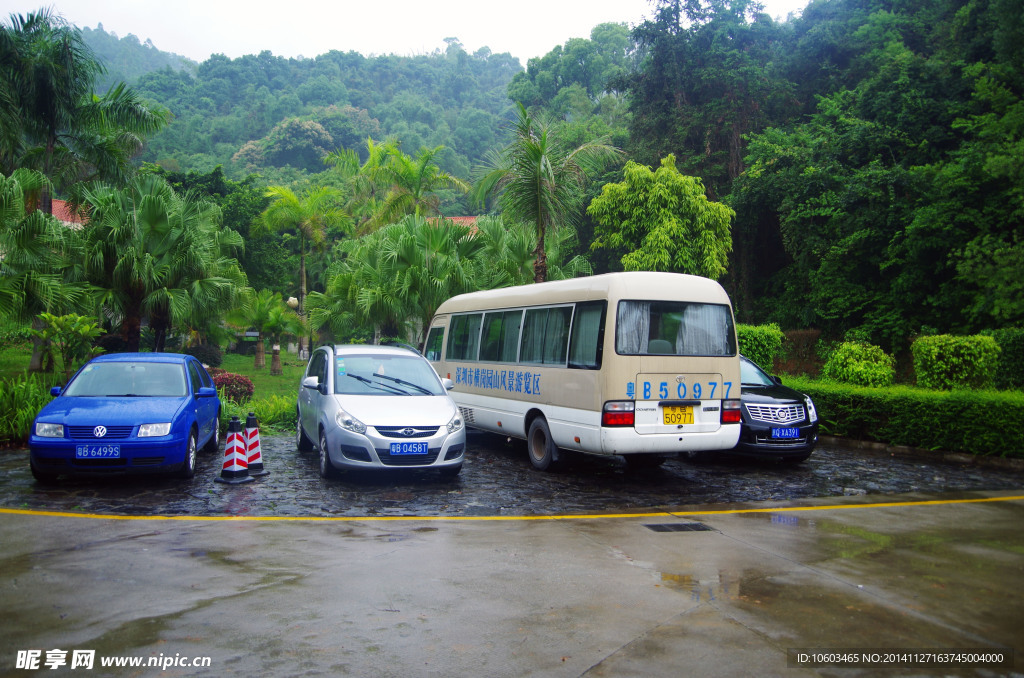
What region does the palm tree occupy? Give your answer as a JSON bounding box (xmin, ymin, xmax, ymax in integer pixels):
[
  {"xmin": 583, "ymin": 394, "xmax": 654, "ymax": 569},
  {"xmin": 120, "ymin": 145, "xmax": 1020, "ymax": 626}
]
[
  {"xmin": 227, "ymin": 288, "xmax": 282, "ymax": 370},
  {"xmin": 474, "ymin": 102, "xmax": 622, "ymax": 282},
  {"xmin": 0, "ymin": 168, "xmax": 90, "ymax": 371},
  {"xmin": 262, "ymin": 302, "xmax": 305, "ymax": 375},
  {"xmin": 310, "ymin": 215, "xmax": 483, "ymax": 345},
  {"xmin": 323, "ymin": 138, "xmax": 387, "ymax": 235},
  {"xmin": 79, "ymin": 175, "xmax": 245, "ymax": 352},
  {"xmin": 370, "ymin": 143, "xmax": 469, "ymax": 228},
  {"xmin": 0, "ymin": 9, "xmax": 168, "ymax": 210},
  {"xmin": 260, "ymin": 185, "xmax": 347, "ymax": 359}
]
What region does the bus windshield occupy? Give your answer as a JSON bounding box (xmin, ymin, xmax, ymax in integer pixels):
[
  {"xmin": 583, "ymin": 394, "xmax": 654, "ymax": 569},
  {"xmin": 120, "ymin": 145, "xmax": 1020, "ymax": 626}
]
[{"xmin": 615, "ymin": 301, "xmax": 735, "ymax": 357}]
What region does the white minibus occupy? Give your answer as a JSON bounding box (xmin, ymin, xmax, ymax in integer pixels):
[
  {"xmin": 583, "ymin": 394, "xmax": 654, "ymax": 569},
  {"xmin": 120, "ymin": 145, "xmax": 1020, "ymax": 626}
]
[{"xmin": 425, "ymin": 271, "xmax": 741, "ymax": 470}]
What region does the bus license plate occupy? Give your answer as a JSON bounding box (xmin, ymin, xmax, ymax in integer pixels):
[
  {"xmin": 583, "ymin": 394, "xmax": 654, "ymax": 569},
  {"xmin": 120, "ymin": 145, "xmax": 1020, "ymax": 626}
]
[
  {"xmin": 662, "ymin": 406, "xmax": 694, "ymax": 426},
  {"xmin": 390, "ymin": 442, "xmax": 428, "ymax": 455},
  {"xmin": 771, "ymin": 428, "xmax": 799, "ymax": 439},
  {"xmin": 75, "ymin": 444, "xmax": 121, "ymax": 459}
]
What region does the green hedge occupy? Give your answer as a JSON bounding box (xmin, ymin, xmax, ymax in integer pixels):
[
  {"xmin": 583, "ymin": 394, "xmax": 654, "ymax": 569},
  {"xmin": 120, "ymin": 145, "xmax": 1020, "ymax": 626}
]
[
  {"xmin": 786, "ymin": 376, "xmax": 1024, "ymax": 458},
  {"xmin": 986, "ymin": 327, "xmax": 1024, "ymax": 390},
  {"xmin": 821, "ymin": 342, "xmax": 896, "ymax": 387},
  {"xmin": 912, "ymin": 334, "xmax": 999, "ymax": 390},
  {"xmin": 737, "ymin": 323, "xmax": 784, "ymax": 371}
]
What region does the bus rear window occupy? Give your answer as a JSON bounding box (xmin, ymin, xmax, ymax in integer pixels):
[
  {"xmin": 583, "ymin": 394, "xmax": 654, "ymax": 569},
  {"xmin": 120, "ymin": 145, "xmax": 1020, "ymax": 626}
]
[{"xmin": 616, "ymin": 301, "xmax": 735, "ymax": 357}]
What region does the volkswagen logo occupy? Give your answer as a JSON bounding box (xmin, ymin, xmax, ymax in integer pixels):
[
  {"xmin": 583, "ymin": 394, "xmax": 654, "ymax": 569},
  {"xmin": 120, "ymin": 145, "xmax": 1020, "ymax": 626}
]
[{"xmin": 93, "ymin": 425, "xmax": 107, "ymax": 437}]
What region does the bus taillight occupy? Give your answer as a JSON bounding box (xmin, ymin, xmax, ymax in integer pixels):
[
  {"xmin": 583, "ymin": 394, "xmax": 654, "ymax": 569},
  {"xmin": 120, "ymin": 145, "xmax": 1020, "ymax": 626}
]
[
  {"xmin": 721, "ymin": 400, "xmax": 742, "ymax": 424},
  {"xmin": 602, "ymin": 401, "xmax": 635, "ymax": 427}
]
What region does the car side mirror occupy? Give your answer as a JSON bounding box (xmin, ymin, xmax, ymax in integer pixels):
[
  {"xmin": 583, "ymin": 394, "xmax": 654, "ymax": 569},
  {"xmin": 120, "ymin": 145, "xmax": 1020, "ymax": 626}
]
[
  {"xmin": 302, "ymin": 376, "xmax": 319, "ymax": 390},
  {"xmin": 50, "ymin": 386, "xmax": 62, "ymax": 397},
  {"xmin": 772, "ymin": 375, "xmax": 783, "ymax": 385},
  {"xmin": 198, "ymin": 386, "xmax": 217, "ymax": 398},
  {"xmin": 441, "ymin": 378, "xmax": 454, "ymax": 391}
]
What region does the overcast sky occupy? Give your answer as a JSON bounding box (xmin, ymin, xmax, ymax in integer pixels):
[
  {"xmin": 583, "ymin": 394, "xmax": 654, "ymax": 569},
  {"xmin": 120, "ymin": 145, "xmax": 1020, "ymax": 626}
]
[{"xmin": 4, "ymin": 0, "xmax": 810, "ymax": 66}]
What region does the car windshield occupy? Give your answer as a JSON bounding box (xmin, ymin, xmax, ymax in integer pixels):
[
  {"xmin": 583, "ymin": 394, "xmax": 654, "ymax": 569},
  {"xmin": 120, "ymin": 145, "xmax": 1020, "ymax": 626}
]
[
  {"xmin": 334, "ymin": 354, "xmax": 444, "ymax": 396},
  {"xmin": 740, "ymin": 359, "xmax": 776, "ymax": 386},
  {"xmin": 63, "ymin": 362, "xmax": 189, "ymax": 397}
]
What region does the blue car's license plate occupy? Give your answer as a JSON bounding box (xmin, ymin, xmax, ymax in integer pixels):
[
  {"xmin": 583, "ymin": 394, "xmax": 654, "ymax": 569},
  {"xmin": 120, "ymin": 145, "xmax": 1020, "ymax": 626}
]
[
  {"xmin": 771, "ymin": 428, "xmax": 799, "ymax": 439},
  {"xmin": 389, "ymin": 442, "xmax": 428, "ymax": 455},
  {"xmin": 75, "ymin": 444, "xmax": 121, "ymax": 459}
]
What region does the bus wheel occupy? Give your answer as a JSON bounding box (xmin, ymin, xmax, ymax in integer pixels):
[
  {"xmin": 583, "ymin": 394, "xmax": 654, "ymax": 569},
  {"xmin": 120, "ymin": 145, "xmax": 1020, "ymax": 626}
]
[{"xmin": 527, "ymin": 418, "xmax": 557, "ymax": 471}]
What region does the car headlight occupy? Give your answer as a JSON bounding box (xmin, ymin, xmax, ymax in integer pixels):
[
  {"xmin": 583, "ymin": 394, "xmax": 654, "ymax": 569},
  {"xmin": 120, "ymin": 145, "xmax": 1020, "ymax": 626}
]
[
  {"xmin": 336, "ymin": 408, "xmax": 366, "ymax": 434},
  {"xmin": 805, "ymin": 397, "xmax": 818, "ymax": 423},
  {"xmin": 139, "ymin": 423, "xmax": 172, "ymax": 437},
  {"xmin": 447, "ymin": 412, "xmax": 464, "ymax": 434},
  {"xmin": 35, "ymin": 422, "xmax": 64, "ymax": 438}
]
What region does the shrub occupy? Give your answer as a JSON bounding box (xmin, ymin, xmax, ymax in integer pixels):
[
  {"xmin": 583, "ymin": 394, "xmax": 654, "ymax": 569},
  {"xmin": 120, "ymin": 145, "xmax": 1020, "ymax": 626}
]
[
  {"xmin": 221, "ymin": 394, "xmax": 296, "ymax": 434},
  {"xmin": 912, "ymin": 334, "xmax": 1000, "ymax": 390},
  {"xmin": 780, "ymin": 329, "xmax": 823, "ymax": 375},
  {"xmin": 183, "ymin": 343, "xmax": 223, "ymax": 368},
  {"xmin": 0, "ymin": 373, "xmax": 53, "ymax": 445},
  {"xmin": 822, "ymin": 342, "xmax": 895, "ymax": 387},
  {"xmin": 213, "ymin": 372, "xmax": 254, "ymax": 403},
  {"xmin": 986, "ymin": 328, "xmax": 1024, "ymax": 390},
  {"xmin": 786, "ymin": 376, "xmax": 1024, "ymax": 458},
  {"xmin": 737, "ymin": 323, "xmax": 784, "ymax": 371}
]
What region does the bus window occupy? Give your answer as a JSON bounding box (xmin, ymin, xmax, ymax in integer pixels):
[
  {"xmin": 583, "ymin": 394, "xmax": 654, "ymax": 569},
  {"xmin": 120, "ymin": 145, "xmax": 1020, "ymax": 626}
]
[
  {"xmin": 616, "ymin": 301, "xmax": 735, "ymax": 357},
  {"xmin": 520, "ymin": 306, "xmax": 572, "ymax": 365},
  {"xmin": 568, "ymin": 301, "xmax": 605, "ymax": 369},
  {"xmin": 424, "ymin": 325, "xmax": 445, "ymax": 361},
  {"xmin": 448, "ymin": 313, "xmax": 483, "ymax": 361},
  {"xmin": 480, "ymin": 310, "xmax": 523, "ymax": 363}
]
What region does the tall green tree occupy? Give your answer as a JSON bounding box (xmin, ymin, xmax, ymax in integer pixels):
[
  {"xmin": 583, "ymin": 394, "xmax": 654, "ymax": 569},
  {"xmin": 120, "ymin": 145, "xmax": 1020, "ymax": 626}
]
[
  {"xmin": 588, "ymin": 155, "xmax": 734, "ymax": 280},
  {"xmin": 0, "ymin": 168, "xmax": 89, "ymax": 371},
  {"xmin": 474, "ymin": 102, "xmax": 622, "ymax": 282},
  {"xmin": 0, "ymin": 8, "xmax": 168, "ymax": 211},
  {"xmin": 260, "ymin": 185, "xmax": 347, "ymax": 357},
  {"xmin": 79, "ymin": 175, "xmax": 245, "ymax": 352},
  {"xmin": 370, "ymin": 142, "xmax": 470, "ymax": 228},
  {"xmin": 228, "ymin": 288, "xmax": 304, "ymax": 374}
]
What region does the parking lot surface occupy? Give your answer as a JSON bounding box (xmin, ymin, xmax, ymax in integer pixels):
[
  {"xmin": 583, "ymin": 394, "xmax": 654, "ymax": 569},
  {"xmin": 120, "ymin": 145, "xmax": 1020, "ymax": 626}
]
[{"xmin": 1, "ymin": 435, "xmax": 1022, "ymax": 676}]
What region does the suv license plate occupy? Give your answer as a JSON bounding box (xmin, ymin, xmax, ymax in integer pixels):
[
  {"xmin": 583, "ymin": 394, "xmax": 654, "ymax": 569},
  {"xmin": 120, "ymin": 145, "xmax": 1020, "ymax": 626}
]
[
  {"xmin": 75, "ymin": 444, "xmax": 121, "ymax": 458},
  {"xmin": 771, "ymin": 428, "xmax": 799, "ymax": 439},
  {"xmin": 390, "ymin": 442, "xmax": 428, "ymax": 455}
]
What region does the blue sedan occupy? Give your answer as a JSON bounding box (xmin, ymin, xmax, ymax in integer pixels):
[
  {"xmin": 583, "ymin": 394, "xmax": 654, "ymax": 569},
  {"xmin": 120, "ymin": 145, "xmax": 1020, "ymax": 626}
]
[{"xmin": 29, "ymin": 353, "xmax": 221, "ymax": 482}]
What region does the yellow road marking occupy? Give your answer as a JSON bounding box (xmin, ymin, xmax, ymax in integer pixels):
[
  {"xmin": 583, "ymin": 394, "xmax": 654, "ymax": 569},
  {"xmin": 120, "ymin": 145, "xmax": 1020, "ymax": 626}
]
[{"xmin": 1, "ymin": 494, "xmax": 1022, "ymax": 522}]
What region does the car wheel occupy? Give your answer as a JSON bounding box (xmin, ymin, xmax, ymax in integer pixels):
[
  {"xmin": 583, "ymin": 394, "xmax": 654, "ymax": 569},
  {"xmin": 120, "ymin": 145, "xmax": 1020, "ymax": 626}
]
[
  {"xmin": 296, "ymin": 411, "xmax": 313, "ymax": 451},
  {"xmin": 203, "ymin": 413, "xmax": 220, "ymax": 453},
  {"xmin": 178, "ymin": 431, "xmax": 197, "ymax": 478},
  {"xmin": 439, "ymin": 464, "xmax": 462, "ymax": 479},
  {"xmin": 318, "ymin": 430, "xmax": 338, "ymax": 479},
  {"xmin": 527, "ymin": 417, "xmax": 558, "ymax": 471},
  {"xmin": 30, "ymin": 459, "xmax": 59, "ymax": 484}
]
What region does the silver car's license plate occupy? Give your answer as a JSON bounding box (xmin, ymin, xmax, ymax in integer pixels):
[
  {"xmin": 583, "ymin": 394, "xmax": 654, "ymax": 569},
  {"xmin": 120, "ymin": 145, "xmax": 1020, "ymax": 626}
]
[
  {"xmin": 389, "ymin": 442, "xmax": 428, "ymax": 455},
  {"xmin": 75, "ymin": 444, "xmax": 121, "ymax": 458}
]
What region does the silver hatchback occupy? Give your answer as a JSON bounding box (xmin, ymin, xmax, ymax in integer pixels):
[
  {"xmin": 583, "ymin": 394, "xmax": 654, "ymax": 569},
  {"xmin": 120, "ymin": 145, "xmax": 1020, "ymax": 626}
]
[{"xmin": 297, "ymin": 344, "xmax": 466, "ymax": 477}]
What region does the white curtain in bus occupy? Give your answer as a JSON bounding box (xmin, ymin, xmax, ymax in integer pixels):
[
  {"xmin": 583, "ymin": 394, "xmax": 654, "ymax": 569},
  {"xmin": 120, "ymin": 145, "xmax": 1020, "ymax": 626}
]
[
  {"xmin": 677, "ymin": 304, "xmax": 731, "ymax": 356},
  {"xmin": 569, "ymin": 304, "xmax": 602, "ymax": 367},
  {"xmin": 617, "ymin": 302, "xmax": 651, "ymax": 354}
]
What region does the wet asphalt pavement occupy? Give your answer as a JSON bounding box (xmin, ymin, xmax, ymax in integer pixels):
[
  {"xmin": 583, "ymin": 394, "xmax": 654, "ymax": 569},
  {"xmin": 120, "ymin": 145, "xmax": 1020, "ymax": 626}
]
[{"xmin": 2, "ymin": 431, "xmax": 1023, "ymax": 517}]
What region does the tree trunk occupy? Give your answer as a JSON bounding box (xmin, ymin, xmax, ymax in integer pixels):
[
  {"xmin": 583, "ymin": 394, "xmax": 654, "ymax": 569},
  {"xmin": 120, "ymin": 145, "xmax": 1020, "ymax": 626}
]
[
  {"xmin": 254, "ymin": 332, "xmax": 266, "ymax": 370},
  {"xmin": 270, "ymin": 344, "xmax": 282, "ymax": 376},
  {"xmin": 28, "ymin": 316, "xmax": 47, "ymax": 372},
  {"xmin": 297, "ymin": 243, "xmax": 308, "ymax": 359}
]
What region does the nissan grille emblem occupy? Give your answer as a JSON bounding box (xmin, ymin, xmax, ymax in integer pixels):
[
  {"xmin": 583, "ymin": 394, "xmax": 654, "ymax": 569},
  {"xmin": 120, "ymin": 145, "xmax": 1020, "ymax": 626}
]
[
  {"xmin": 93, "ymin": 425, "xmax": 107, "ymax": 437},
  {"xmin": 401, "ymin": 428, "xmax": 416, "ymax": 437}
]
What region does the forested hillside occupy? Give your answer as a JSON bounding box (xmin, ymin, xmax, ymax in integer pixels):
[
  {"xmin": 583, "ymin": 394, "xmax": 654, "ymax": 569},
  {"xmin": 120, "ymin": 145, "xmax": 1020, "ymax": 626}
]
[{"xmin": 73, "ymin": 0, "xmax": 1022, "ymax": 351}]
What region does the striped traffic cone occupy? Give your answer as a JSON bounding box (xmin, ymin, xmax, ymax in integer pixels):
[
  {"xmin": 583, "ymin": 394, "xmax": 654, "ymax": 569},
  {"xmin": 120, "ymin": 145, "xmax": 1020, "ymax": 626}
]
[
  {"xmin": 244, "ymin": 412, "xmax": 269, "ymax": 477},
  {"xmin": 215, "ymin": 416, "xmax": 254, "ymax": 484}
]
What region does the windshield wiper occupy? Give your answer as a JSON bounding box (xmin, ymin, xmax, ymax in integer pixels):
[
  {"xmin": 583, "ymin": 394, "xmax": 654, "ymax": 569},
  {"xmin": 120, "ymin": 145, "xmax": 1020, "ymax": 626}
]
[
  {"xmin": 369, "ymin": 373, "xmax": 433, "ymax": 395},
  {"xmin": 343, "ymin": 373, "xmax": 408, "ymax": 395}
]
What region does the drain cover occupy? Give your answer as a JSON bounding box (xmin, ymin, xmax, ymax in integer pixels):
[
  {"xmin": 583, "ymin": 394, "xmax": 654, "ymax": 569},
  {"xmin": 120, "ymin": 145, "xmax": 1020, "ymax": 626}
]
[{"xmin": 644, "ymin": 522, "xmax": 714, "ymax": 532}]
